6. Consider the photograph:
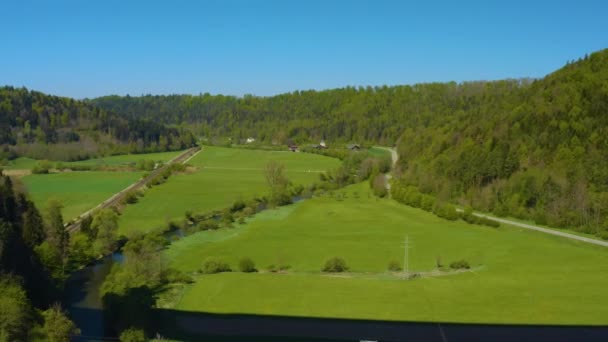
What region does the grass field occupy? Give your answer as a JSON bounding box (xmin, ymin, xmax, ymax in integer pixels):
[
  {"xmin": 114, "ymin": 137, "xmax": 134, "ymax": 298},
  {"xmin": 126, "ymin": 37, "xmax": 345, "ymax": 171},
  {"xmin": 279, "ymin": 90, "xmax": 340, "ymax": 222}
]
[
  {"xmin": 163, "ymin": 182, "xmax": 608, "ymax": 325},
  {"xmin": 2, "ymin": 150, "xmax": 182, "ymax": 170},
  {"xmin": 368, "ymin": 146, "xmax": 392, "ymax": 157},
  {"xmin": 1, "ymin": 157, "xmax": 39, "ymax": 170},
  {"xmin": 22, "ymin": 171, "xmax": 143, "ymax": 221},
  {"xmin": 117, "ymin": 146, "xmax": 341, "ymax": 235}
]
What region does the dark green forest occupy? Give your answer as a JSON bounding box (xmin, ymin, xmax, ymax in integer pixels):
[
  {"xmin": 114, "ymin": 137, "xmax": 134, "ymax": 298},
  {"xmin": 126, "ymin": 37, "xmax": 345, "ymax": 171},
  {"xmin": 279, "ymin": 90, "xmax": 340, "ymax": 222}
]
[
  {"xmin": 0, "ymin": 172, "xmax": 80, "ymax": 340},
  {"xmin": 0, "ymin": 87, "xmax": 196, "ymax": 161},
  {"xmin": 91, "ymin": 49, "xmax": 608, "ymax": 237}
]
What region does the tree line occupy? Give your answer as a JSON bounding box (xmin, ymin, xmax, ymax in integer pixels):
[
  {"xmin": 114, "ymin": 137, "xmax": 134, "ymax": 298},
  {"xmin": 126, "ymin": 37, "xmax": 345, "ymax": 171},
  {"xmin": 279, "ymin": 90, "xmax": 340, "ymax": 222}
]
[
  {"xmin": 0, "ymin": 171, "xmax": 81, "ymax": 341},
  {"xmin": 91, "ymin": 49, "xmax": 608, "ymax": 237},
  {"xmin": 0, "ymin": 86, "xmax": 196, "ymax": 163}
]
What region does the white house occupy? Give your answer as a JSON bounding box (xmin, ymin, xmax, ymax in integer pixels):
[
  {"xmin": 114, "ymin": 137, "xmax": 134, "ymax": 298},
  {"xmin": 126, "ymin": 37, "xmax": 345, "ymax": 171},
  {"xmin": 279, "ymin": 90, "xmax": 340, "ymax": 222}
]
[{"xmin": 246, "ymin": 137, "xmax": 256, "ymax": 144}]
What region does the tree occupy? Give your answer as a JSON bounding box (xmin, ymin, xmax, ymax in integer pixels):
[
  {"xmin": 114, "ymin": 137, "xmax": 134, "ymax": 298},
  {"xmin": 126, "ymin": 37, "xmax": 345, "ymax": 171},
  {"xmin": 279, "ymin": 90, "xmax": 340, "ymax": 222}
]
[
  {"xmin": 43, "ymin": 200, "xmax": 69, "ymax": 276},
  {"xmin": 264, "ymin": 161, "xmax": 290, "ymax": 205},
  {"xmin": 91, "ymin": 209, "xmax": 119, "ymax": 256},
  {"xmin": 69, "ymin": 232, "xmax": 94, "ymax": 266},
  {"xmin": 21, "ymin": 205, "xmax": 45, "ymax": 248},
  {"xmin": 238, "ymin": 257, "xmax": 256, "ymax": 273},
  {"xmin": 201, "ymin": 257, "xmax": 231, "ymax": 274},
  {"xmin": 388, "ymin": 260, "xmax": 402, "ymax": 271},
  {"xmin": 371, "ymin": 173, "xmax": 388, "ymax": 197},
  {"xmin": 42, "ymin": 303, "xmax": 80, "ymax": 342},
  {"xmin": 120, "ymin": 327, "xmax": 147, "ymax": 342},
  {"xmin": 0, "ymin": 276, "xmax": 32, "ymax": 342},
  {"xmin": 322, "ymin": 257, "xmax": 349, "ymax": 272}
]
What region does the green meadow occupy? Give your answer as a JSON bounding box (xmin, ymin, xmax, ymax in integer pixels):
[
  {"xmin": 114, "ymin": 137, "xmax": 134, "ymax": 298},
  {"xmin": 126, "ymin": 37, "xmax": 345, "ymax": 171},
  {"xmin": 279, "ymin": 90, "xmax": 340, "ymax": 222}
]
[
  {"xmin": 2, "ymin": 150, "xmax": 182, "ymax": 170},
  {"xmin": 1, "ymin": 157, "xmax": 39, "ymax": 170},
  {"xmin": 60, "ymin": 150, "xmax": 183, "ymax": 168},
  {"xmin": 22, "ymin": 172, "xmax": 142, "ymax": 221},
  {"xmin": 117, "ymin": 146, "xmax": 341, "ymax": 235},
  {"xmin": 163, "ymin": 182, "xmax": 608, "ymax": 325}
]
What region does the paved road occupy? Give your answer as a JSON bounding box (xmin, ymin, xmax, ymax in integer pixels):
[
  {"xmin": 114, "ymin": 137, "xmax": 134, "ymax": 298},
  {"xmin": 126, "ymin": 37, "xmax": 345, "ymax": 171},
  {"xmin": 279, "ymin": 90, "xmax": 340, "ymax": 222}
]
[
  {"xmin": 457, "ymin": 209, "xmax": 608, "ymax": 248},
  {"xmin": 66, "ymin": 147, "xmax": 200, "ymax": 232}
]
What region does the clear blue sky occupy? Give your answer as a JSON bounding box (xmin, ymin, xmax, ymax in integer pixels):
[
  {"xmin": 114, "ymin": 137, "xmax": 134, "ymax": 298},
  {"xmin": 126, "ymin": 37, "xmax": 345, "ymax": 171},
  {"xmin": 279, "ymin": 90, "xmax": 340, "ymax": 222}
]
[{"xmin": 2, "ymin": 0, "xmax": 607, "ymax": 98}]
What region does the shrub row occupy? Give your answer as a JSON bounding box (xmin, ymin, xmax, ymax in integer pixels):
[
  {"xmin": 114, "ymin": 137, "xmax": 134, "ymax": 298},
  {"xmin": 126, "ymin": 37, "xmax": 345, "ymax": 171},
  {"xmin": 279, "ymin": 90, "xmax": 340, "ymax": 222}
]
[
  {"xmin": 146, "ymin": 163, "xmax": 186, "ymax": 187},
  {"xmin": 201, "ymin": 257, "xmax": 259, "ymax": 274},
  {"xmin": 392, "ymin": 183, "xmax": 499, "ymax": 227}
]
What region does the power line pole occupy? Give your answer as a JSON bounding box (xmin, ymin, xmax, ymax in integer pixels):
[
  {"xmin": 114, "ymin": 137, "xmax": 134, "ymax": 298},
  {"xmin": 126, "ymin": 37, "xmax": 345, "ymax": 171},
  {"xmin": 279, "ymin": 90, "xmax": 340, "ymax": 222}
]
[{"xmin": 403, "ymin": 235, "xmax": 410, "ymax": 280}]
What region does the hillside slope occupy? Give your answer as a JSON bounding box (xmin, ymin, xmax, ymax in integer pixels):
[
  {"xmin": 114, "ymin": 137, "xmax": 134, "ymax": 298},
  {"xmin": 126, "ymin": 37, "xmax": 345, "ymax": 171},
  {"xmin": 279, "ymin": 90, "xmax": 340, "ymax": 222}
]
[
  {"xmin": 0, "ymin": 87, "xmax": 195, "ymax": 162},
  {"xmin": 393, "ymin": 49, "xmax": 608, "ymax": 237},
  {"xmin": 91, "ymin": 49, "xmax": 608, "ymax": 237}
]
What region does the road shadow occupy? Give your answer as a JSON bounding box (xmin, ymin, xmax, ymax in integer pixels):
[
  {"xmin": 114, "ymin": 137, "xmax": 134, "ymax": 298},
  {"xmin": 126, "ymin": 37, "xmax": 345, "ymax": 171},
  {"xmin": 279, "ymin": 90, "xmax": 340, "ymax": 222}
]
[{"xmin": 150, "ymin": 309, "xmax": 608, "ymax": 342}]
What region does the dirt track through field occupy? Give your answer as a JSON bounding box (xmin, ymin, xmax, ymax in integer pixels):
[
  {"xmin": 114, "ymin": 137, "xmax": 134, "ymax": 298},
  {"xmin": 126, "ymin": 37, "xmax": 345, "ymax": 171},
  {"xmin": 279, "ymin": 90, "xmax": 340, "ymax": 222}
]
[{"xmin": 66, "ymin": 147, "xmax": 200, "ymax": 232}]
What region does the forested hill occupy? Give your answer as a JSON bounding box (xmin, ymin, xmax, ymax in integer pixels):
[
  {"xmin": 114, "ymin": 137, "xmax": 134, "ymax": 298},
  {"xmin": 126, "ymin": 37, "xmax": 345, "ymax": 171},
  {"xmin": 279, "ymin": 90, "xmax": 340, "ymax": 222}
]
[
  {"xmin": 90, "ymin": 48, "xmax": 608, "ymax": 237},
  {"xmin": 0, "ymin": 87, "xmax": 196, "ymax": 161},
  {"xmin": 394, "ymin": 49, "xmax": 608, "ymax": 237},
  {"xmin": 90, "ymin": 77, "xmax": 533, "ymax": 145}
]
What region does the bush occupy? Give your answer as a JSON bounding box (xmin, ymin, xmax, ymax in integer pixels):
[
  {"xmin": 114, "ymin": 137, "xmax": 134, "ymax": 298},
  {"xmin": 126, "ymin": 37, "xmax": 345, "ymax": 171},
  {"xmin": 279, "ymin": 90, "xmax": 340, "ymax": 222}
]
[
  {"xmin": 371, "ymin": 174, "xmax": 388, "ymax": 198},
  {"xmin": 449, "ymin": 259, "xmax": 470, "ymax": 270},
  {"xmin": 32, "ymin": 160, "xmax": 52, "ymax": 174},
  {"xmin": 239, "ymin": 257, "xmax": 257, "ymax": 272},
  {"xmin": 201, "ymin": 257, "xmax": 232, "ymax": 274},
  {"xmin": 434, "ymin": 203, "xmax": 459, "ymax": 221},
  {"xmin": 322, "ymin": 257, "xmax": 349, "ymax": 272},
  {"xmin": 161, "ymin": 268, "xmax": 194, "ymax": 284},
  {"xmin": 122, "ymin": 190, "xmax": 139, "ymax": 205},
  {"xmin": 230, "ymin": 199, "xmax": 246, "ymax": 213},
  {"xmin": 198, "ymin": 219, "xmax": 220, "ymax": 231},
  {"xmin": 119, "ymin": 327, "xmax": 147, "ymax": 342},
  {"xmin": 388, "ymin": 260, "xmax": 402, "ymax": 271},
  {"xmin": 461, "ymin": 206, "xmax": 477, "ymax": 224},
  {"xmin": 478, "ymin": 216, "xmax": 500, "ymax": 228}
]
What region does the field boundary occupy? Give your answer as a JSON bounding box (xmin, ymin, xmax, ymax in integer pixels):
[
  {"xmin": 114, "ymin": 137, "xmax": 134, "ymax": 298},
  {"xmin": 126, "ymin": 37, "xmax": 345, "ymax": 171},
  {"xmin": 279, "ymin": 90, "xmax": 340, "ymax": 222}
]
[
  {"xmin": 66, "ymin": 147, "xmax": 200, "ymax": 232},
  {"xmin": 202, "ymin": 166, "xmax": 326, "ymax": 173}
]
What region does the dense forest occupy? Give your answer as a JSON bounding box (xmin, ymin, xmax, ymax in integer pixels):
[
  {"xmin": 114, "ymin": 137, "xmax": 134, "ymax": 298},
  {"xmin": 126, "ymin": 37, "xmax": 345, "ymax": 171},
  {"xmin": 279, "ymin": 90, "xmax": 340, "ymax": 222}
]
[
  {"xmin": 0, "ymin": 172, "xmax": 81, "ymax": 340},
  {"xmin": 393, "ymin": 50, "xmax": 608, "ymax": 237},
  {"xmin": 0, "ymin": 87, "xmax": 196, "ymax": 162},
  {"xmin": 91, "ymin": 49, "xmax": 608, "ymax": 237}
]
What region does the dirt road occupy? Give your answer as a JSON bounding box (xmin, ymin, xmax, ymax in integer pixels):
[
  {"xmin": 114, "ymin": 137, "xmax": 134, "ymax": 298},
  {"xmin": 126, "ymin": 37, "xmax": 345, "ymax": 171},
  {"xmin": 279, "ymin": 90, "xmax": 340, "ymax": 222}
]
[
  {"xmin": 375, "ymin": 146, "xmax": 398, "ymax": 192},
  {"xmin": 377, "ymin": 146, "xmax": 608, "ymax": 248},
  {"xmin": 456, "ymin": 209, "xmax": 608, "ymax": 248}
]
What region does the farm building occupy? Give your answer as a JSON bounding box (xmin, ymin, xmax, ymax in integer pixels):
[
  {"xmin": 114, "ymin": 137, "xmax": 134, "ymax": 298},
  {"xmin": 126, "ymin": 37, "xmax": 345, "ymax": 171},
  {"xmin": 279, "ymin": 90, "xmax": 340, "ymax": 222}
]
[{"xmin": 346, "ymin": 143, "xmax": 361, "ymax": 150}]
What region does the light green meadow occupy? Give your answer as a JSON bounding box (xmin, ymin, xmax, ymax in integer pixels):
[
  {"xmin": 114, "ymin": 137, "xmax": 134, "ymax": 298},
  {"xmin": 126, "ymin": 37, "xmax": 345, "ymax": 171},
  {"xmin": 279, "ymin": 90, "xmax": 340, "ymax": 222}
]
[
  {"xmin": 164, "ymin": 182, "xmax": 608, "ymax": 325},
  {"xmin": 22, "ymin": 171, "xmax": 143, "ymax": 221},
  {"xmin": 117, "ymin": 146, "xmax": 341, "ymax": 234}
]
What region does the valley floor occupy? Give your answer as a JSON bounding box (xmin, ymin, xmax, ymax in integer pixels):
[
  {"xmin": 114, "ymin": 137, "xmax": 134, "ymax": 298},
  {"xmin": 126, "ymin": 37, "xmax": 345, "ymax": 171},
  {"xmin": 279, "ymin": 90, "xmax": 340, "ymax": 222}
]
[{"xmin": 162, "ymin": 182, "xmax": 608, "ymax": 325}]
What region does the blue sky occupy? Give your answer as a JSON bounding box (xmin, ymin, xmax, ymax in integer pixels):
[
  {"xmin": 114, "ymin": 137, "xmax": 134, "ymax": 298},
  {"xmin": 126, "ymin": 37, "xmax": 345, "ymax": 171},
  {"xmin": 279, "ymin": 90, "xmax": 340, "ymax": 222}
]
[{"xmin": 2, "ymin": 0, "xmax": 607, "ymax": 98}]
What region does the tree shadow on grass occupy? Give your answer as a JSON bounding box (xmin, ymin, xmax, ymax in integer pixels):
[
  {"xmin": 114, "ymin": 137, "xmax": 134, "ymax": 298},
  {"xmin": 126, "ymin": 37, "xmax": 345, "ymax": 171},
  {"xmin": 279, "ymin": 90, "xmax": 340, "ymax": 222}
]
[{"xmin": 149, "ymin": 309, "xmax": 608, "ymax": 342}]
